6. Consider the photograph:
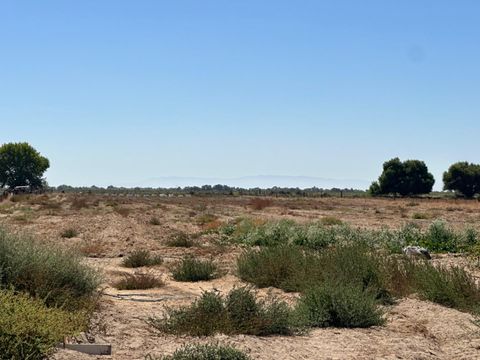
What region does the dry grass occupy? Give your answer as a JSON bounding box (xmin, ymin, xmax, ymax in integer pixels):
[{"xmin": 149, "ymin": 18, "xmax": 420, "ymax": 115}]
[
  {"xmin": 248, "ymin": 198, "xmax": 273, "ymax": 210},
  {"xmin": 113, "ymin": 272, "xmax": 164, "ymax": 290}
]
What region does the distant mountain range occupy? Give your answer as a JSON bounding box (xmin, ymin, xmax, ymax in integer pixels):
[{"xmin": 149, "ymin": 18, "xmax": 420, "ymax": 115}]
[{"xmin": 121, "ymin": 175, "xmax": 370, "ymax": 190}]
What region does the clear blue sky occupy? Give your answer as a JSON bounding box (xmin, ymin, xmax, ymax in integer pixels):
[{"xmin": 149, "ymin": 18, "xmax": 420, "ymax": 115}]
[{"xmin": 1, "ymin": 1, "xmax": 479, "ymax": 189}]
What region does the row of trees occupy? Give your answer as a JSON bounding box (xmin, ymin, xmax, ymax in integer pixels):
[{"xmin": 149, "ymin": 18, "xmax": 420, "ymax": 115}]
[
  {"xmin": 2, "ymin": 143, "xmax": 480, "ymax": 199},
  {"xmin": 370, "ymin": 158, "xmax": 480, "ymax": 198}
]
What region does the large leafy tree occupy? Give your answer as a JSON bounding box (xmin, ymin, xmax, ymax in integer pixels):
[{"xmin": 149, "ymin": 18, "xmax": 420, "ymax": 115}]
[
  {"xmin": 443, "ymin": 162, "xmax": 480, "ymax": 198},
  {"xmin": 0, "ymin": 142, "xmax": 50, "ymax": 189},
  {"xmin": 369, "ymin": 158, "xmax": 434, "ymax": 196}
]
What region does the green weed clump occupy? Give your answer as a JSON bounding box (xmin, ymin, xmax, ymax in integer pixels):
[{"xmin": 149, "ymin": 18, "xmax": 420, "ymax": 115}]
[
  {"xmin": 146, "ymin": 343, "xmax": 250, "ymax": 360},
  {"xmin": 295, "ymin": 281, "xmax": 385, "ymax": 328},
  {"xmin": 148, "ymin": 287, "xmax": 298, "ymax": 337},
  {"xmin": 171, "ymin": 256, "xmax": 218, "ymax": 282},
  {"xmin": 223, "ymin": 218, "xmax": 480, "ymax": 254},
  {"xmin": 409, "ymin": 261, "xmax": 480, "ymax": 313},
  {"xmin": 122, "ymin": 249, "xmax": 163, "ymax": 268},
  {"xmin": 237, "ymin": 245, "xmax": 321, "ymax": 292},
  {"xmin": 0, "ymin": 289, "xmax": 86, "ymax": 360},
  {"xmin": 0, "ymin": 227, "xmax": 99, "ymax": 309}
]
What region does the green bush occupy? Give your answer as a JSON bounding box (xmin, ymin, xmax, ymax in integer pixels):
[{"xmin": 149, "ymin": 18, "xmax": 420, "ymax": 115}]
[
  {"xmin": 295, "ymin": 282, "xmax": 385, "ymax": 328},
  {"xmin": 146, "ymin": 343, "xmax": 250, "ymax": 360},
  {"xmin": 172, "ymin": 256, "xmax": 218, "ymax": 282},
  {"xmin": 410, "ymin": 261, "xmax": 480, "ymax": 313},
  {"xmin": 320, "ymin": 216, "xmax": 343, "ymax": 226},
  {"xmin": 0, "ymin": 289, "xmax": 85, "ymax": 360},
  {"xmin": 237, "ymin": 245, "xmax": 321, "ymax": 292},
  {"xmin": 148, "ymin": 287, "xmax": 298, "ymax": 336},
  {"xmin": 420, "ymin": 221, "xmax": 458, "ymax": 252},
  {"xmin": 122, "ymin": 249, "xmax": 163, "ymax": 268},
  {"xmin": 238, "ymin": 242, "xmax": 391, "ymax": 303},
  {"xmin": 0, "ymin": 227, "xmax": 99, "ymax": 309}
]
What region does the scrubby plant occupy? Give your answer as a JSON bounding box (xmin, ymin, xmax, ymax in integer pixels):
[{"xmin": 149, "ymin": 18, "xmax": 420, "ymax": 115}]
[
  {"xmin": 149, "ymin": 216, "xmax": 161, "ymax": 225},
  {"xmin": 420, "ymin": 220, "xmax": 458, "ymax": 252},
  {"xmin": 409, "ymin": 261, "xmax": 480, "ymax": 313},
  {"xmin": 146, "ymin": 343, "xmax": 251, "ymax": 360},
  {"xmin": 147, "ymin": 287, "xmax": 298, "ymax": 337},
  {"xmin": 0, "ymin": 289, "xmax": 85, "ymax": 360},
  {"xmin": 249, "ymin": 198, "xmax": 273, "ymax": 210},
  {"xmin": 0, "ymin": 227, "xmax": 99, "ymax": 309},
  {"xmin": 295, "ymin": 281, "xmax": 385, "ymax": 328},
  {"xmin": 114, "ymin": 272, "xmax": 164, "ymax": 290},
  {"xmin": 122, "ymin": 249, "xmax": 163, "ymax": 268},
  {"xmin": 320, "ymin": 216, "xmax": 343, "ymax": 226},
  {"xmin": 171, "ymin": 256, "xmax": 218, "ymax": 282},
  {"xmin": 411, "ymin": 212, "xmax": 430, "ymax": 220},
  {"xmin": 237, "ymin": 245, "xmax": 320, "ymax": 292},
  {"xmin": 61, "ymin": 227, "xmax": 78, "ymax": 238},
  {"xmin": 166, "ymin": 232, "xmax": 195, "ymax": 248}
]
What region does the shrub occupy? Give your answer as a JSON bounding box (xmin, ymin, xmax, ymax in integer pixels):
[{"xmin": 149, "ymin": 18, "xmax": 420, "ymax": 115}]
[
  {"xmin": 149, "ymin": 216, "xmax": 161, "ymax": 225},
  {"xmin": 0, "ymin": 227, "xmax": 99, "ymax": 309},
  {"xmin": 320, "ymin": 216, "xmax": 343, "ymax": 226},
  {"xmin": 0, "ymin": 289, "xmax": 85, "ymax": 360},
  {"xmin": 295, "ymin": 281, "xmax": 385, "ymax": 328},
  {"xmin": 122, "ymin": 249, "xmax": 163, "ymax": 268},
  {"xmin": 146, "ymin": 343, "xmax": 251, "ymax": 360},
  {"xmin": 420, "ymin": 220, "xmax": 458, "ymax": 252},
  {"xmin": 114, "ymin": 272, "xmax": 164, "ymax": 290},
  {"xmin": 148, "ymin": 288, "xmax": 297, "ymax": 337},
  {"xmin": 172, "ymin": 256, "xmax": 218, "ymax": 282},
  {"xmin": 196, "ymin": 213, "xmax": 218, "ymax": 225},
  {"xmin": 166, "ymin": 232, "xmax": 195, "ymax": 248},
  {"xmin": 249, "ymin": 198, "xmax": 273, "ymax": 210},
  {"xmin": 409, "ymin": 261, "xmax": 480, "ymax": 313},
  {"xmin": 70, "ymin": 196, "xmax": 89, "ymax": 210},
  {"xmin": 411, "ymin": 212, "xmax": 430, "ymax": 220},
  {"xmin": 237, "ymin": 245, "xmax": 320, "ymax": 292},
  {"xmin": 238, "ymin": 241, "xmax": 391, "ymax": 303},
  {"xmin": 61, "ymin": 227, "xmax": 78, "ymax": 238}
]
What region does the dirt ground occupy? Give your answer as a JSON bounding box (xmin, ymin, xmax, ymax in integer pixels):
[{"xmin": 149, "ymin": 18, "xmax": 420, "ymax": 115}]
[{"xmin": 1, "ymin": 194, "xmax": 480, "ymax": 359}]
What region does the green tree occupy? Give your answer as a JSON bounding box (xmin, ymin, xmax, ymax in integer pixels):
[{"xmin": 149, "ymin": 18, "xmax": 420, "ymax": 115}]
[
  {"xmin": 371, "ymin": 158, "xmax": 434, "ymax": 196},
  {"xmin": 0, "ymin": 142, "xmax": 50, "ymax": 189},
  {"xmin": 443, "ymin": 162, "xmax": 480, "ymax": 198}
]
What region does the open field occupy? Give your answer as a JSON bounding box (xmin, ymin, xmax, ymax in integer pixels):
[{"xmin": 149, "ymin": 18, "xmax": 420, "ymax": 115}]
[{"xmin": 1, "ymin": 193, "xmax": 480, "ymax": 359}]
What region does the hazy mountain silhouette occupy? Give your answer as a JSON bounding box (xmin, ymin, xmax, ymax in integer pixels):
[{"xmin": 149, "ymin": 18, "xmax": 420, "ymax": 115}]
[{"xmin": 126, "ymin": 175, "xmax": 369, "ymax": 190}]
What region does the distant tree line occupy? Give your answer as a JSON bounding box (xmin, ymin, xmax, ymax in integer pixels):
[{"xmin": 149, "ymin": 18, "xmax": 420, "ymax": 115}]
[
  {"xmin": 370, "ymin": 158, "xmax": 480, "ymax": 198},
  {"xmin": 52, "ymin": 184, "xmax": 366, "ymax": 198},
  {"xmin": 2, "ymin": 142, "xmax": 480, "ymax": 199}
]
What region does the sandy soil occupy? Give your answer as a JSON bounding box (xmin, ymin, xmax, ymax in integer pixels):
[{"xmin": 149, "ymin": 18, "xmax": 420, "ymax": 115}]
[{"xmin": 1, "ymin": 194, "xmax": 480, "ymax": 359}]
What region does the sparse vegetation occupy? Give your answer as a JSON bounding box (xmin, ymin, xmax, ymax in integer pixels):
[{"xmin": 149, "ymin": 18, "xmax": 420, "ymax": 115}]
[
  {"xmin": 148, "ymin": 287, "xmax": 298, "ymax": 336},
  {"xmin": 320, "ymin": 216, "xmax": 343, "ymax": 226},
  {"xmin": 114, "ymin": 272, "xmax": 164, "ymax": 290},
  {"xmin": 249, "ymin": 198, "xmax": 273, "ymax": 210},
  {"xmin": 61, "ymin": 227, "xmax": 79, "ymax": 238},
  {"xmin": 171, "ymin": 256, "xmax": 219, "ymax": 282},
  {"xmin": 166, "ymin": 232, "xmax": 195, "ymax": 247},
  {"xmin": 295, "ymin": 281, "xmax": 385, "ymax": 328},
  {"xmin": 122, "ymin": 249, "xmax": 163, "ymax": 268},
  {"xmin": 146, "ymin": 343, "xmax": 251, "ymax": 360},
  {"xmin": 0, "ymin": 227, "xmax": 99, "ymax": 309},
  {"xmin": 149, "ymin": 216, "xmax": 161, "ymax": 225},
  {"xmin": 0, "ymin": 289, "xmax": 86, "ymax": 360}
]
